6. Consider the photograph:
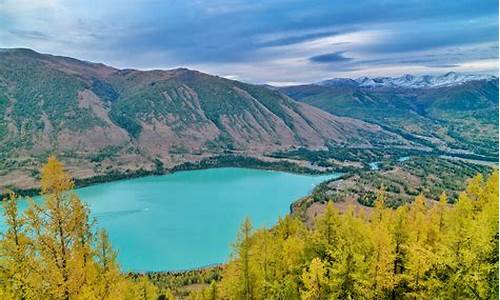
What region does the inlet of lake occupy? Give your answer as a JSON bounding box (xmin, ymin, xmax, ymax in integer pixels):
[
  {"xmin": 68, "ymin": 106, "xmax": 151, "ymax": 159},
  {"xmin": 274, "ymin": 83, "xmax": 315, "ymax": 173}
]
[{"xmin": 0, "ymin": 168, "xmax": 339, "ymax": 272}]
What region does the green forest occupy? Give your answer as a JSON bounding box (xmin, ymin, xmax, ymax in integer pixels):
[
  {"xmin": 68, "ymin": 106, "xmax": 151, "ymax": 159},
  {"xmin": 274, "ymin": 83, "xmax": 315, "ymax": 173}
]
[{"xmin": 0, "ymin": 157, "xmax": 498, "ymax": 299}]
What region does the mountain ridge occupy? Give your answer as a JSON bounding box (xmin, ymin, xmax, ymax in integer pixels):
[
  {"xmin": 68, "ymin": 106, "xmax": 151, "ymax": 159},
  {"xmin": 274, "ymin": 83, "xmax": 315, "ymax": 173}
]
[
  {"xmin": 319, "ymin": 72, "xmax": 498, "ymax": 89},
  {"xmin": 0, "ymin": 48, "xmax": 408, "ymax": 190},
  {"xmin": 280, "ymin": 76, "xmax": 499, "ymax": 157}
]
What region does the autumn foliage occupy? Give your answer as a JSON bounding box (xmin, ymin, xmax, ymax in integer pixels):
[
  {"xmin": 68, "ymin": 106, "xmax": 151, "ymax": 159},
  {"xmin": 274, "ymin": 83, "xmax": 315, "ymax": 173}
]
[
  {"xmin": 0, "ymin": 157, "xmax": 498, "ymax": 300},
  {"xmin": 0, "ymin": 156, "xmax": 158, "ymax": 299},
  {"xmin": 192, "ymin": 170, "xmax": 499, "ymax": 300}
]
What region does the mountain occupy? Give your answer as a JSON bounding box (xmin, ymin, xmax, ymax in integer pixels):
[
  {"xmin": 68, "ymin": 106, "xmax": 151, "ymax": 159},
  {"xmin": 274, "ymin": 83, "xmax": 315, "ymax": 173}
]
[
  {"xmin": 319, "ymin": 72, "xmax": 497, "ymax": 89},
  {"xmin": 281, "ymin": 74, "xmax": 499, "ymax": 157},
  {"xmin": 0, "ymin": 48, "xmax": 407, "ymax": 190}
]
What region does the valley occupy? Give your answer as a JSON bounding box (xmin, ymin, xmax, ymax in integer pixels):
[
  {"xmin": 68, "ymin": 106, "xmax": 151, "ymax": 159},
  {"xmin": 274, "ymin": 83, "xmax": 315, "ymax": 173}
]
[
  {"xmin": 292, "ymin": 155, "xmax": 494, "ymax": 225},
  {"xmin": 1, "ymin": 49, "xmax": 497, "ymax": 198},
  {"xmin": 280, "ymin": 73, "xmax": 499, "ymax": 158}
]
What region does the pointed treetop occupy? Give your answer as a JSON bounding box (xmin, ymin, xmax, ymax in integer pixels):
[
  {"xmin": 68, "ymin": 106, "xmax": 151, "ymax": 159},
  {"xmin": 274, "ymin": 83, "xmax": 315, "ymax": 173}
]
[{"xmin": 40, "ymin": 156, "xmax": 74, "ymax": 195}]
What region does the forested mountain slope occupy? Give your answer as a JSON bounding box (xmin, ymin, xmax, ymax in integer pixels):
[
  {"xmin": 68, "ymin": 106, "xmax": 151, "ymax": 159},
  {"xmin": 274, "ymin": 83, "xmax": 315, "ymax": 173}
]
[
  {"xmin": 280, "ymin": 75, "xmax": 499, "ymax": 157},
  {"xmin": 0, "ymin": 48, "xmax": 407, "ymax": 190}
]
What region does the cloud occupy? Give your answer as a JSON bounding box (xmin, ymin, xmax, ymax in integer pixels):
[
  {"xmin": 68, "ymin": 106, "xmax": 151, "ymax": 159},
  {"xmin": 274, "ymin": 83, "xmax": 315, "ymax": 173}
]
[
  {"xmin": 427, "ymin": 64, "xmax": 460, "ymax": 68},
  {"xmin": 256, "ymin": 30, "xmax": 341, "ymax": 47},
  {"xmin": 310, "ymin": 51, "xmax": 353, "ymax": 63},
  {"xmin": 7, "ymin": 29, "xmax": 50, "ymax": 41},
  {"xmin": 0, "ymin": 0, "xmax": 497, "ymax": 83}
]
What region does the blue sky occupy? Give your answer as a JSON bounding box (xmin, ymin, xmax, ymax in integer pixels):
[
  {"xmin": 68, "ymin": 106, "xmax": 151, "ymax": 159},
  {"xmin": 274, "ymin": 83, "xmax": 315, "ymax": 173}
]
[{"xmin": 0, "ymin": 0, "xmax": 498, "ymax": 84}]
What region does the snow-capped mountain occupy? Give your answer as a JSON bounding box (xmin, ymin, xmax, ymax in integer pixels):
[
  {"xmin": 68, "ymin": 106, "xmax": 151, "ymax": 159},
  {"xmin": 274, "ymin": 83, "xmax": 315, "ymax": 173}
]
[{"xmin": 319, "ymin": 72, "xmax": 497, "ymax": 89}]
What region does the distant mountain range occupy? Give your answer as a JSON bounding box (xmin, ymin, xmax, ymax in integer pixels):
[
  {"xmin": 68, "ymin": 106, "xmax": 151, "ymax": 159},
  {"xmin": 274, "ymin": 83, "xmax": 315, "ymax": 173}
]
[
  {"xmin": 280, "ymin": 74, "xmax": 498, "ymax": 158},
  {"xmin": 0, "ymin": 48, "xmax": 407, "ymax": 190},
  {"xmin": 319, "ymin": 72, "xmax": 497, "ymax": 89}
]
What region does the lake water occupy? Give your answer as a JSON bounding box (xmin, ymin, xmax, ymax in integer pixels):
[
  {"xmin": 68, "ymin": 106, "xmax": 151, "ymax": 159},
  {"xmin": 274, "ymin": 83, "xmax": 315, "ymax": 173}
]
[{"xmin": 0, "ymin": 168, "xmax": 338, "ymax": 272}]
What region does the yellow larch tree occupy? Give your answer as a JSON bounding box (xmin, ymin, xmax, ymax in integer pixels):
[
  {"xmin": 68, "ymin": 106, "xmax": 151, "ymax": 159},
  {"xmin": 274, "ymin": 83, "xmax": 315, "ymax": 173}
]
[
  {"xmin": 194, "ymin": 171, "xmax": 498, "ymax": 300},
  {"xmin": 301, "ymin": 257, "xmax": 328, "ymax": 300},
  {"xmin": 0, "ymin": 192, "xmax": 38, "ymax": 299},
  {"xmin": 0, "ymin": 156, "xmax": 144, "ymax": 300},
  {"xmin": 368, "ymin": 195, "xmax": 395, "ymax": 298},
  {"xmin": 404, "ymin": 194, "xmax": 435, "ymax": 298},
  {"xmin": 24, "ymin": 156, "xmax": 94, "ymax": 299},
  {"xmin": 220, "ymin": 217, "xmax": 256, "ymax": 300},
  {"xmin": 327, "ymin": 207, "xmax": 371, "ymax": 299}
]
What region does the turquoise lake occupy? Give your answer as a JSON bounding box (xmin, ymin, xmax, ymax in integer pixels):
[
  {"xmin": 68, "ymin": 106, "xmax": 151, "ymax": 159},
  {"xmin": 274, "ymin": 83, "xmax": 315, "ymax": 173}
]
[{"xmin": 0, "ymin": 168, "xmax": 339, "ymax": 272}]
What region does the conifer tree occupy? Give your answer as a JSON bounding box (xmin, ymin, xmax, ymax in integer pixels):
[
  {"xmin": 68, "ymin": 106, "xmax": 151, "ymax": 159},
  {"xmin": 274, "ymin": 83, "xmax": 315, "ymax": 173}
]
[
  {"xmin": 206, "ymin": 281, "xmax": 217, "ymax": 300},
  {"xmin": 238, "ymin": 217, "xmax": 254, "ymax": 300},
  {"xmin": 92, "ymin": 230, "xmax": 123, "ymax": 299},
  {"xmin": 0, "ymin": 156, "xmax": 140, "ymax": 300},
  {"xmin": 405, "ymin": 194, "xmax": 435, "ymax": 298},
  {"xmin": 310, "ymin": 201, "xmax": 341, "ymax": 261},
  {"xmin": 220, "ymin": 217, "xmax": 256, "ymax": 300},
  {"xmin": 369, "ymin": 194, "xmax": 395, "ymax": 298},
  {"xmin": 24, "ymin": 156, "xmax": 93, "ymax": 299},
  {"xmin": 128, "ymin": 276, "xmax": 158, "ymax": 300},
  {"xmin": 164, "ymin": 288, "xmax": 177, "ymax": 300},
  {"xmin": 0, "ymin": 192, "xmax": 36, "ymax": 299},
  {"xmin": 329, "ymin": 208, "xmax": 371, "ymax": 299},
  {"xmin": 301, "ymin": 257, "xmax": 328, "ymax": 300},
  {"xmin": 199, "ymin": 171, "xmax": 498, "ymax": 300}
]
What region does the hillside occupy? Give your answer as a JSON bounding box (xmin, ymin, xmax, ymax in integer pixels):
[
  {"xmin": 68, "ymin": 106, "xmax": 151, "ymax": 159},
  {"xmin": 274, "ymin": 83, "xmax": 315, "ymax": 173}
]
[
  {"xmin": 0, "ymin": 48, "xmax": 407, "ymax": 190},
  {"xmin": 281, "ymin": 75, "xmax": 499, "ymax": 158}
]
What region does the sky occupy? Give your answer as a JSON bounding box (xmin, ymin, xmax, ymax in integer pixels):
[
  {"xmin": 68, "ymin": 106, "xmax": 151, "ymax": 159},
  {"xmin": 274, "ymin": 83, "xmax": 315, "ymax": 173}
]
[{"xmin": 0, "ymin": 0, "xmax": 498, "ymax": 85}]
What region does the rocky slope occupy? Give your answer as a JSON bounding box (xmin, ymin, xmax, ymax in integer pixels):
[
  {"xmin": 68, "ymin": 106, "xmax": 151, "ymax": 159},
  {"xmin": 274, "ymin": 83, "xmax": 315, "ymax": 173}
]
[{"xmin": 0, "ymin": 48, "xmax": 407, "ymax": 190}]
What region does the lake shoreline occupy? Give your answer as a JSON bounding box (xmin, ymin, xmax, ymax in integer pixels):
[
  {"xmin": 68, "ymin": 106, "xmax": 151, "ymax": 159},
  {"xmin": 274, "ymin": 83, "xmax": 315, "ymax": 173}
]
[
  {"xmin": 1, "ymin": 155, "xmax": 341, "ymax": 200},
  {"xmin": 4, "ymin": 150, "xmax": 496, "ymax": 200}
]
